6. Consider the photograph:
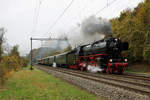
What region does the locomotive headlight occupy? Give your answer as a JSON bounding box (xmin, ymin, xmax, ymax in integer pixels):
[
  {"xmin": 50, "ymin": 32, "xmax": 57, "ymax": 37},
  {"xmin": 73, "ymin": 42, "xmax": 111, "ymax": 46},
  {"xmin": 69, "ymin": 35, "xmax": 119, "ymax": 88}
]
[
  {"xmin": 125, "ymin": 59, "xmax": 128, "ymax": 62},
  {"xmin": 109, "ymin": 59, "xmax": 112, "ymax": 62}
]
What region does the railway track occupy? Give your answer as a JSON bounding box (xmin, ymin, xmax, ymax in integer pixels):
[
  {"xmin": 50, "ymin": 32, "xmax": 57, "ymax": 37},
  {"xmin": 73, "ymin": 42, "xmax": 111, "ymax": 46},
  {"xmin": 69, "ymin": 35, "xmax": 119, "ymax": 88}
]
[
  {"xmin": 56, "ymin": 68, "xmax": 150, "ymax": 88},
  {"xmin": 122, "ymin": 73, "xmax": 150, "ymax": 81},
  {"xmin": 35, "ymin": 65, "xmax": 150, "ymax": 96}
]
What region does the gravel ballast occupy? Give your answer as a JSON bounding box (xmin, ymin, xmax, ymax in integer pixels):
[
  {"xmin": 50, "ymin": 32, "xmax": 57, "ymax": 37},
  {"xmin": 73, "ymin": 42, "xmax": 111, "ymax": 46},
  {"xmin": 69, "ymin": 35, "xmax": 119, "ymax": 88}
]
[{"xmin": 36, "ymin": 66, "xmax": 150, "ymax": 100}]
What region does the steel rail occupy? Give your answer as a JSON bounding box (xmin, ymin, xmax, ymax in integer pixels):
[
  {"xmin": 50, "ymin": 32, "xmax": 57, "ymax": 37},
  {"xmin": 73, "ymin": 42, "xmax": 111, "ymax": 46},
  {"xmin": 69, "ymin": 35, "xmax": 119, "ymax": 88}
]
[{"xmin": 35, "ymin": 65, "xmax": 150, "ymax": 96}]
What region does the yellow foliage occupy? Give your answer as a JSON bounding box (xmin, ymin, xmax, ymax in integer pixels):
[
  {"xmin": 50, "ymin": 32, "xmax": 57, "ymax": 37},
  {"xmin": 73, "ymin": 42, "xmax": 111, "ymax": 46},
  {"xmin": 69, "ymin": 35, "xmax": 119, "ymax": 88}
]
[
  {"xmin": 4, "ymin": 71, "xmax": 14, "ymax": 79},
  {"xmin": 1, "ymin": 56, "xmax": 21, "ymax": 71},
  {"xmin": 111, "ymin": 0, "xmax": 150, "ymax": 63},
  {"xmin": 0, "ymin": 55, "xmax": 27, "ymax": 85}
]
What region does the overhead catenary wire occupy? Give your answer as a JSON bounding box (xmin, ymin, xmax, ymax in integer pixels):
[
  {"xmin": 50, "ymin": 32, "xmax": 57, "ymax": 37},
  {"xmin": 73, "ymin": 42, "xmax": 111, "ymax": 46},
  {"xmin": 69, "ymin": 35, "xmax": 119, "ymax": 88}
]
[
  {"xmin": 31, "ymin": 0, "xmax": 38, "ymax": 33},
  {"xmin": 43, "ymin": 0, "xmax": 117, "ymax": 38},
  {"xmin": 45, "ymin": 0, "xmax": 74, "ymax": 35},
  {"xmin": 95, "ymin": 0, "xmax": 118, "ymax": 15},
  {"xmin": 76, "ymin": 0, "xmax": 118, "ymax": 27},
  {"xmin": 78, "ymin": 0, "xmax": 94, "ymax": 21},
  {"xmin": 107, "ymin": 0, "xmax": 108, "ymax": 7},
  {"xmin": 32, "ymin": 0, "xmax": 42, "ymax": 33}
]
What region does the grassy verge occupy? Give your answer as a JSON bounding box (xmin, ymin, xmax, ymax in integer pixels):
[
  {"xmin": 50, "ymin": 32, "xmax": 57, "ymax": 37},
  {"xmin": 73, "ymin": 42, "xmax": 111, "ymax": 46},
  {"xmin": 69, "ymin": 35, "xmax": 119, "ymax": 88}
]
[
  {"xmin": 125, "ymin": 70, "xmax": 150, "ymax": 75},
  {"xmin": 0, "ymin": 67, "xmax": 104, "ymax": 100}
]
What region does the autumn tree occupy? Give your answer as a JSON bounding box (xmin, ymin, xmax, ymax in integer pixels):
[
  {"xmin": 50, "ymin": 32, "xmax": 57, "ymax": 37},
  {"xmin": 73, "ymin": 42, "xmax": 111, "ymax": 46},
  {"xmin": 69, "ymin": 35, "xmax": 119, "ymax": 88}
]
[{"xmin": 111, "ymin": 0, "xmax": 150, "ymax": 63}]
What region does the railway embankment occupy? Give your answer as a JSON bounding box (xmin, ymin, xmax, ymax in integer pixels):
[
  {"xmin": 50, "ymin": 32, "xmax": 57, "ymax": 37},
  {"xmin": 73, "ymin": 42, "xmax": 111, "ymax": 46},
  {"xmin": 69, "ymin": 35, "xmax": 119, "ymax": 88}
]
[
  {"xmin": 126, "ymin": 63, "xmax": 150, "ymax": 75},
  {"xmin": 0, "ymin": 67, "xmax": 100, "ymax": 100},
  {"xmin": 35, "ymin": 65, "xmax": 150, "ymax": 100}
]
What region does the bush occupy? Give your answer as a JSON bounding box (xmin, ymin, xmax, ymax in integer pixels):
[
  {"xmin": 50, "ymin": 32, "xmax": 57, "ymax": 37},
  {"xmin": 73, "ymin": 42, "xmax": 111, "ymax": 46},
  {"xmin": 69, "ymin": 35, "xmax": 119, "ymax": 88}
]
[
  {"xmin": 143, "ymin": 46, "xmax": 150, "ymax": 64},
  {"xmin": 20, "ymin": 57, "xmax": 29, "ymax": 67},
  {"xmin": 0, "ymin": 55, "xmax": 23, "ymax": 85},
  {"xmin": 0, "ymin": 63, "xmax": 7, "ymax": 86}
]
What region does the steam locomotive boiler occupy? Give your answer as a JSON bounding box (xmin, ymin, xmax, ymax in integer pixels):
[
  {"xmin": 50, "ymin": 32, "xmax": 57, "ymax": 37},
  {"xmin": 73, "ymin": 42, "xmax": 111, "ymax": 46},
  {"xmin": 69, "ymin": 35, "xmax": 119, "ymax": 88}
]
[{"xmin": 38, "ymin": 37, "xmax": 129, "ymax": 74}]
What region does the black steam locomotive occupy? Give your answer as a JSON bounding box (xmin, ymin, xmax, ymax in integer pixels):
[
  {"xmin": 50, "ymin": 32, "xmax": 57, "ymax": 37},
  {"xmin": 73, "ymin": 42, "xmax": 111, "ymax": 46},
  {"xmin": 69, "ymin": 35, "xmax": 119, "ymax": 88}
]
[{"xmin": 38, "ymin": 37, "xmax": 128, "ymax": 74}]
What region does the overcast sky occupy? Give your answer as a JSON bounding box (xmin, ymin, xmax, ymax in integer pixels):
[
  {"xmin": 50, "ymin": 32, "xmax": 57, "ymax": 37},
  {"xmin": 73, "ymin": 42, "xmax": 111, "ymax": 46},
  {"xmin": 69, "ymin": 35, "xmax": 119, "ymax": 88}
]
[{"xmin": 0, "ymin": 0, "xmax": 143, "ymax": 56}]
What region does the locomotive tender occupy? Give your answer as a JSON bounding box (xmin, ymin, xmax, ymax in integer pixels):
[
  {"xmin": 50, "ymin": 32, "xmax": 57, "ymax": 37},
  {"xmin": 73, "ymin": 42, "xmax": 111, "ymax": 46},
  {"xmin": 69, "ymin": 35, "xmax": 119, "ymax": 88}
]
[{"xmin": 38, "ymin": 37, "xmax": 129, "ymax": 74}]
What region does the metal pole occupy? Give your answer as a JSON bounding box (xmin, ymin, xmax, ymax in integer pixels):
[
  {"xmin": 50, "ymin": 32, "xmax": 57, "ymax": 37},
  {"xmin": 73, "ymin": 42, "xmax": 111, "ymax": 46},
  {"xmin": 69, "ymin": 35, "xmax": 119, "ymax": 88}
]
[{"xmin": 30, "ymin": 37, "xmax": 33, "ymax": 70}]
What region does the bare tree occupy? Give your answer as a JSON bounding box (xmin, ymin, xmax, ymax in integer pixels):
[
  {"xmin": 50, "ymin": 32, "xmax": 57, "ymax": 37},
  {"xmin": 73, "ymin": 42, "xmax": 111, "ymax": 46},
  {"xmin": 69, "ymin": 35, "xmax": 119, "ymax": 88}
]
[
  {"xmin": 0, "ymin": 28, "xmax": 4, "ymax": 61},
  {"xmin": 0, "ymin": 28, "xmax": 5, "ymax": 86}
]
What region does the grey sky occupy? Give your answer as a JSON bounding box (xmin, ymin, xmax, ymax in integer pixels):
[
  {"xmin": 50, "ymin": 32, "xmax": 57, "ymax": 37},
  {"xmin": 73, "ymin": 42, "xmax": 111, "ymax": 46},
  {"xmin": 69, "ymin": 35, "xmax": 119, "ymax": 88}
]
[{"xmin": 0, "ymin": 0, "xmax": 143, "ymax": 56}]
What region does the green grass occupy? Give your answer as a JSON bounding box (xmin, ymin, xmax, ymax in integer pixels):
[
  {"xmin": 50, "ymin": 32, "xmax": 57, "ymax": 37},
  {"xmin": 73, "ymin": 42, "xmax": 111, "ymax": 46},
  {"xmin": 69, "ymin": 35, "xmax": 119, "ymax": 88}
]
[
  {"xmin": 0, "ymin": 67, "xmax": 104, "ymax": 100},
  {"xmin": 125, "ymin": 70, "xmax": 150, "ymax": 74}
]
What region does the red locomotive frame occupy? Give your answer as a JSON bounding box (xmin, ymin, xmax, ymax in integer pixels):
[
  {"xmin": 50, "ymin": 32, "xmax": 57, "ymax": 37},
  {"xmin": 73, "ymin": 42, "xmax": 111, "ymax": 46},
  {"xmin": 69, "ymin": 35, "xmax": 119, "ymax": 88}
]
[{"xmin": 69, "ymin": 53, "xmax": 128, "ymax": 74}]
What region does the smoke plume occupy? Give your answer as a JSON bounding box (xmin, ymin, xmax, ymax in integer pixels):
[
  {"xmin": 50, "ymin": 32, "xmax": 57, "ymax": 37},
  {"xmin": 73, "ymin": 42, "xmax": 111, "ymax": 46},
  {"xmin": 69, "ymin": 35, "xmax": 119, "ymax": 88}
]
[
  {"xmin": 81, "ymin": 16, "xmax": 112, "ymax": 36},
  {"xmin": 68, "ymin": 15, "xmax": 112, "ymax": 47},
  {"xmin": 35, "ymin": 15, "xmax": 112, "ymax": 58}
]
